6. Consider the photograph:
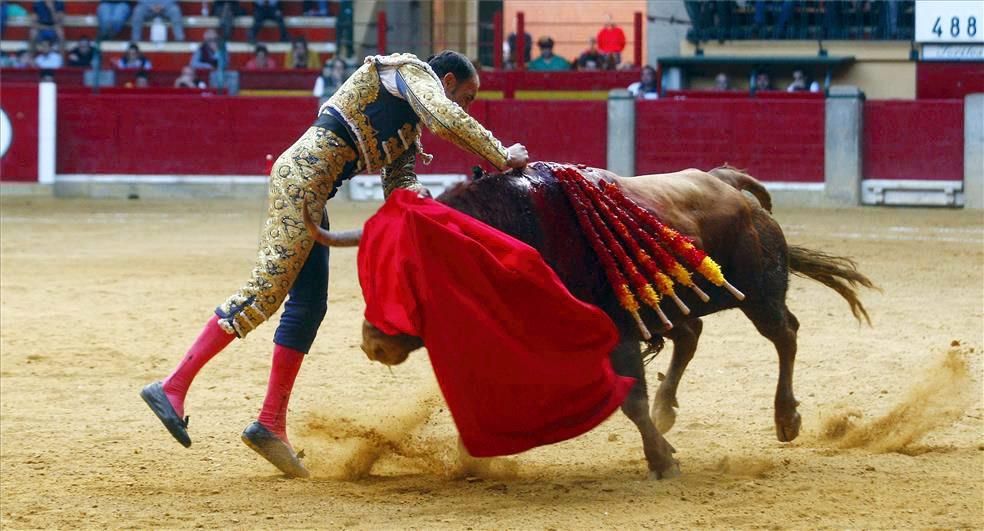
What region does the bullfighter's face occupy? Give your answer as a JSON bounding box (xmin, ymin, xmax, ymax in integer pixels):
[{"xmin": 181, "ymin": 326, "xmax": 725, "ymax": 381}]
[{"xmin": 441, "ymin": 72, "xmax": 480, "ymax": 111}]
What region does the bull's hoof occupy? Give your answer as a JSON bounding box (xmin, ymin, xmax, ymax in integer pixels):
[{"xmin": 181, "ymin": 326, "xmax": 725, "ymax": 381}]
[
  {"xmin": 775, "ymin": 411, "xmax": 802, "ymax": 442},
  {"xmin": 648, "ymin": 460, "xmax": 681, "ymax": 480}
]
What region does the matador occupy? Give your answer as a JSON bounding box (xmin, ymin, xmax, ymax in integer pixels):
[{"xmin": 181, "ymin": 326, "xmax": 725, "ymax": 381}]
[{"xmin": 141, "ymin": 50, "xmax": 529, "ymax": 478}]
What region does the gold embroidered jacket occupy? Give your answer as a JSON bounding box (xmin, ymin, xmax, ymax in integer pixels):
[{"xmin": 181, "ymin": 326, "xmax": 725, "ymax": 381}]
[{"xmin": 320, "ymin": 53, "xmax": 510, "ymax": 194}]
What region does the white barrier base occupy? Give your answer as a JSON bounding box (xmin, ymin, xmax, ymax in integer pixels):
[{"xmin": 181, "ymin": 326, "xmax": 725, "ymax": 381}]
[{"xmin": 862, "ymin": 179, "xmax": 964, "ymax": 207}]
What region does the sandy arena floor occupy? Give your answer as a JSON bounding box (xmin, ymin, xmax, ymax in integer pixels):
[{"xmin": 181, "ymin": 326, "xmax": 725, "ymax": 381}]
[{"xmin": 1, "ymin": 194, "xmax": 982, "ymax": 529}]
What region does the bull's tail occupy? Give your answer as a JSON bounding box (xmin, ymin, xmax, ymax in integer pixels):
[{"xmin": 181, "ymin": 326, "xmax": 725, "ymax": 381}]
[
  {"xmin": 709, "ymin": 165, "xmax": 773, "ymax": 212},
  {"xmin": 788, "ymin": 245, "xmax": 877, "ymax": 325}
]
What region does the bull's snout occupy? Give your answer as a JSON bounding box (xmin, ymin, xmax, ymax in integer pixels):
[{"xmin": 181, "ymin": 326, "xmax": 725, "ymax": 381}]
[{"xmin": 360, "ymin": 320, "xmax": 422, "ymax": 366}]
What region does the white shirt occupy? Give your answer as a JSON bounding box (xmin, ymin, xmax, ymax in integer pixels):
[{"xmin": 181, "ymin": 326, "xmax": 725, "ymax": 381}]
[{"xmin": 34, "ymin": 52, "xmax": 63, "ymax": 69}]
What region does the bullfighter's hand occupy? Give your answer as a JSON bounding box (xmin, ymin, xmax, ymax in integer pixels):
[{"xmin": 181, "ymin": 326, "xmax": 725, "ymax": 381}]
[{"xmin": 505, "ymin": 143, "xmax": 529, "ymax": 169}]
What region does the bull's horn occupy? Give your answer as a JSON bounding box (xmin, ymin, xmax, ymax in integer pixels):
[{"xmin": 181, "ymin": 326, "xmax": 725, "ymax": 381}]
[{"xmin": 301, "ymin": 202, "xmax": 363, "ymax": 247}]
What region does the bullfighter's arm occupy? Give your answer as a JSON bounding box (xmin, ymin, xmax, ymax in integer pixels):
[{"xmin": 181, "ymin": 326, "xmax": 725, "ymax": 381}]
[
  {"xmin": 381, "ymin": 145, "xmax": 429, "ymax": 198},
  {"xmin": 395, "ymin": 64, "xmax": 510, "ymax": 171}
]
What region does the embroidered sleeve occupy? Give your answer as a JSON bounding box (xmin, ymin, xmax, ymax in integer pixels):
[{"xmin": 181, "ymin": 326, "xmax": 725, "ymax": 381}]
[
  {"xmin": 381, "ymin": 146, "xmax": 428, "ymax": 198},
  {"xmin": 396, "ymin": 64, "xmax": 509, "ymax": 171}
]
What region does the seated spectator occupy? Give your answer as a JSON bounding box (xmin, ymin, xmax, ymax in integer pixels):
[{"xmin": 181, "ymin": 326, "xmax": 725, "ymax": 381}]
[
  {"xmin": 5, "ymin": 49, "xmax": 33, "ymax": 68},
  {"xmin": 596, "ymin": 14, "xmax": 625, "ymax": 68},
  {"xmin": 786, "ymin": 69, "xmax": 820, "ymax": 92},
  {"xmin": 627, "ymin": 65, "xmax": 659, "ymax": 99},
  {"xmin": 505, "ymin": 31, "xmax": 532, "ymax": 68},
  {"xmin": 33, "ymin": 38, "xmax": 63, "ymax": 68},
  {"xmin": 31, "ymin": 0, "xmax": 65, "ymax": 44},
  {"xmin": 250, "ymin": 0, "xmax": 289, "ymax": 44},
  {"xmin": 97, "ymin": 0, "xmax": 131, "ymax": 40},
  {"xmin": 66, "ymin": 36, "xmax": 95, "ymax": 67},
  {"xmin": 130, "ymin": 0, "xmax": 185, "ymax": 42},
  {"xmin": 302, "ymin": 0, "xmax": 327, "ymax": 16},
  {"xmin": 117, "ymin": 42, "xmax": 151, "ymax": 69},
  {"xmin": 39, "ymin": 68, "xmax": 55, "ymax": 82},
  {"xmin": 528, "ymin": 37, "xmax": 570, "ymax": 71},
  {"xmin": 190, "ymin": 28, "xmax": 222, "ymax": 69},
  {"xmin": 713, "ymin": 72, "xmax": 731, "ymax": 91},
  {"xmin": 753, "ymin": 70, "xmax": 771, "ymax": 92},
  {"xmin": 244, "ymin": 44, "xmax": 276, "ymax": 69},
  {"xmin": 213, "ymin": 0, "xmax": 239, "ymax": 43},
  {"xmin": 576, "ymin": 37, "xmax": 605, "ymax": 71},
  {"xmin": 284, "ymin": 37, "xmax": 319, "ymax": 69},
  {"xmin": 313, "ymin": 57, "xmax": 346, "ymax": 100},
  {"xmin": 174, "ymin": 65, "xmax": 206, "ymax": 88},
  {"xmin": 753, "ymin": 0, "xmax": 794, "ymax": 39}
]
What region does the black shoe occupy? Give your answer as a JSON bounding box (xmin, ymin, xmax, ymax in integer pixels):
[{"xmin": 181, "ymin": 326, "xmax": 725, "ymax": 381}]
[
  {"xmin": 241, "ymin": 421, "xmax": 310, "ymax": 478},
  {"xmin": 140, "ymin": 381, "xmax": 191, "ymax": 448}
]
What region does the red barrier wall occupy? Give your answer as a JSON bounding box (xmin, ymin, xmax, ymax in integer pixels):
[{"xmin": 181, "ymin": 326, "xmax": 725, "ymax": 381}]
[
  {"xmin": 635, "ymin": 98, "xmax": 825, "ymax": 182},
  {"xmin": 863, "ymin": 100, "xmax": 964, "ymax": 181},
  {"xmin": 418, "ymin": 99, "xmax": 607, "ymax": 173},
  {"xmin": 56, "ymin": 95, "xmax": 607, "ymax": 176},
  {"xmin": 917, "ymin": 62, "xmax": 984, "ymax": 100},
  {"xmin": 0, "ymin": 84, "xmax": 40, "ymax": 182},
  {"xmin": 57, "ymin": 94, "xmax": 321, "ymax": 175}
]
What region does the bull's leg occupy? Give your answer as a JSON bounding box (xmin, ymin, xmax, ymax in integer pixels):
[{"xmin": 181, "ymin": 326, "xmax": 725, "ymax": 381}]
[
  {"xmin": 651, "ymin": 318, "xmax": 703, "ymax": 434},
  {"xmin": 611, "ymin": 339, "xmax": 680, "ymax": 479},
  {"xmin": 741, "ymin": 302, "xmax": 801, "ymax": 442}
]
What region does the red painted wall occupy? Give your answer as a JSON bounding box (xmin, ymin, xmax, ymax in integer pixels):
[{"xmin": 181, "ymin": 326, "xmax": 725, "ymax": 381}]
[
  {"xmin": 57, "ymin": 94, "xmax": 321, "ymax": 175},
  {"xmin": 418, "ymin": 99, "xmax": 607, "ymax": 173},
  {"xmin": 917, "ymin": 62, "xmax": 984, "ymax": 100},
  {"xmin": 0, "ymin": 84, "xmax": 40, "ymax": 182},
  {"xmin": 635, "ymin": 98, "xmax": 825, "ymax": 182},
  {"xmin": 863, "ymin": 100, "xmax": 964, "ymax": 181}
]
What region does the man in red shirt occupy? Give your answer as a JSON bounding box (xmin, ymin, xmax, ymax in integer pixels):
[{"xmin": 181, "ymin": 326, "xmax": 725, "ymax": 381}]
[{"xmin": 596, "ymin": 14, "xmax": 625, "ymax": 69}]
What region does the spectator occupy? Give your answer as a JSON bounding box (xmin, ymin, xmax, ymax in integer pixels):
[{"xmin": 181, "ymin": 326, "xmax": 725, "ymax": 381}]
[
  {"xmin": 576, "ymin": 37, "xmax": 605, "ymax": 71},
  {"xmin": 596, "ymin": 14, "xmax": 625, "ymax": 67},
  {"xmin": 244, "ymin": 44, "xmax": 276, "ymax": 69},
  {"xmin": 66, "ymin": 36, "xmax": 95, "ymax": 67},
  {"xmin": 97, "ymin": 0, "xmax": 131, "ymax": 40},
  {"xmin": 753, "ymin": 70, "xmax": 771, "ymax": 92},
  {"xmin": 134, "ymin": 69, "xmax": 149, "ymax": 87},
  {"xmin": 174, "ymin": 65, "xmax": 206, "ymax": 88},
  {"xmin": 713, "ymin": 72, "xmax": 731, "ymax": 91},
  {"xmin": 33, "ymin": 38, "xmax": 63, "ymax": 68},
  {"xmin": 39, "ymin": 68, "xmax": 55, "ymax": 82},
  {"xmin": 528, "ymin": 36, "xmax": 570, "ymax": 71},
  {"xmin": 302, "ymin": 0, "xmax": 326, "ymax": 16},
  {"xmin": 505, "ymin": 31, "xmax": 532, "ymax": 68},
  {"xmin": 627, "ymin": 64, "xmax": 659, "ymax": 100},
  {"xmin": 131, "ymin": 0, "xmax": 184, "ymax": 42},
  {"xmin": 312, "ymin": 57, "xmax": 346, "ymax": 101},
  {"xmin": 283, "ymin": 36, "xmax": 319, "ymax": 69},
  {"xmin": 117, "ymin": 42, "xmax": 151, "ymax": 69},
  {"xmin": 8, "ymin": 49, "xmax": 33, "ymax": 68},
  {"xmin": 249, "ymin": 0, "xmax": 289, "ymax": 44},
  {"xmin": 31, "ymin": 0, "xmax": 65, "ymax": 44},
  {"xmin": 786, "ymin": 69, "xmax": 820, "ymax": 92},
  {"xmin": 213, "ymin": 0, "xmax": 239, "ymax": 42},
  {"xmin": 190, "ymin": 28, "xmax": 223, "ymax": 69}
]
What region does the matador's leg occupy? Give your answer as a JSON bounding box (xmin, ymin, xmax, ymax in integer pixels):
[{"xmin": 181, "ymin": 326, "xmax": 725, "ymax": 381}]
[{"xmin": 216, "ymin": 127, "xmax": 359, "ymax": 338}]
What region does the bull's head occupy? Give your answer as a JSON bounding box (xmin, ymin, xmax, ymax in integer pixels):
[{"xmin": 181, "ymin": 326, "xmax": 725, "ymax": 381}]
[{"xmin": 361, "ymin": 319, "xmax": 424, "ymax": 366}]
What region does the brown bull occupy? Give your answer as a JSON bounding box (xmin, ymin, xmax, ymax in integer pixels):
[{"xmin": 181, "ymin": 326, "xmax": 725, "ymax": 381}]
[{"xmin": 305, "ymin": 163, "xmax": 874, "ymax": 479}]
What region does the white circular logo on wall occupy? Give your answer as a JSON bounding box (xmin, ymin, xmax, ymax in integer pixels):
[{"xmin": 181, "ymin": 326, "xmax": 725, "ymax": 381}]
[{"xmin": 0, "ymin": 109, "xmax": 12, "ymax": 158}]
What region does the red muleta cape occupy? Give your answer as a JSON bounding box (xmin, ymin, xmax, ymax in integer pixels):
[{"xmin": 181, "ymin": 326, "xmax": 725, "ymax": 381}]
[{"xmin": 358, "ymin": 189, "xmax": 635, "ymax": 457}]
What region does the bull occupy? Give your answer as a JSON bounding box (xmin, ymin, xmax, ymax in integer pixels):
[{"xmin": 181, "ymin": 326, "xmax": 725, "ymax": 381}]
[{"xmin": 305, "ymin": 163, "xmax": 874, "ymax": 479}]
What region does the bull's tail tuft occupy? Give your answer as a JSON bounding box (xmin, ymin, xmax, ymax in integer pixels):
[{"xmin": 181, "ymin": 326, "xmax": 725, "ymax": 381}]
[
  {"xmin": 788, "ymin": 245, "xmax": 877, "ymax": 325},
  {"xmin": 709, "ymin": 164, "xmax": 773, "ymax": 213}
]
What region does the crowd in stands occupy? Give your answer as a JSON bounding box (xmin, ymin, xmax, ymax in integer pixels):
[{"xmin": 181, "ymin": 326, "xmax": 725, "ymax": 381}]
[
  {"xmin": 0, "ymin": 0, "xmax": 355, "ymax": 94},
  {"xmin": 685, "ymin": 0, "xmax": 915, "ymax": 41},
  {"xmin": 504, "ymin": 14, "xmax": 632, "ymax": 72}
]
